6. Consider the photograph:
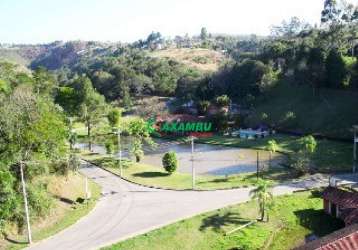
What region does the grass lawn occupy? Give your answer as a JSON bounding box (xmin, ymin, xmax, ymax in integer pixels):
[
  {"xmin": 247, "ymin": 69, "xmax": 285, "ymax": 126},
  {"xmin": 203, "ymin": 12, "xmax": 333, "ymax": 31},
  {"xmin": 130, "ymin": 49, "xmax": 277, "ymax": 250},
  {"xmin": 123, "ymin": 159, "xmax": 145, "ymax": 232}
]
[
  {"xmin": 198, "ymin": 134, "xmax": 353, "ymax": 173},
  {"xmin": 102, "ymin": 191, "xmax": 344, "ymax": 250},
  {"xmin": 2, "ymin": 172, "xmax": 101, "ymax": 250},
  {"xmin": 81, "ymin": 152, "xmax": 286, "ymax": 190}
]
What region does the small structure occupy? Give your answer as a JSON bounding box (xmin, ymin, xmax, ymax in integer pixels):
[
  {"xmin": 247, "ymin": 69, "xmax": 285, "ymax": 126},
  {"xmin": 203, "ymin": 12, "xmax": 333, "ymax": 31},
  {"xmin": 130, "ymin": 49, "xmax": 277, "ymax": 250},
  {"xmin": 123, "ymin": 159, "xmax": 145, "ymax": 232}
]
[
  {"xmin": 231, "ymin": 128, "xmax": 269, "ymax": 139},
  {"xmin": 295, "ymin": 223, "xmax": 358, "ymax": 250},
  {"xmin": 322, "ymin": 186, "xmax": 358, "ymax": 225}
]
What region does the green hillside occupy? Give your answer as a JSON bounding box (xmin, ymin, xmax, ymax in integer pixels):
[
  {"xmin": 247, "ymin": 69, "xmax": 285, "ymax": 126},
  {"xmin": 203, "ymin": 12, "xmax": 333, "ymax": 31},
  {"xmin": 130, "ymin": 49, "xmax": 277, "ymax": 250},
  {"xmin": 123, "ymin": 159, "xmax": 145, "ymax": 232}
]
[{"xmin": 247, "ymin": 82, "xmax": 358, "ymax": 139}]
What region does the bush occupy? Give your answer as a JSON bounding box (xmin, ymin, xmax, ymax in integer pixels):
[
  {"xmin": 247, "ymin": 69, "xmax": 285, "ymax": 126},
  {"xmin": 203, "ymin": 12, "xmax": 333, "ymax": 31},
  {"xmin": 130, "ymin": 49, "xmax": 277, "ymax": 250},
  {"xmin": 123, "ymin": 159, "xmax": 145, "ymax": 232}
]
[
  {"xmin": 162, "ymin": 151, "xmax": 178, "ymax": 174},
  {"xmin": 289, "ymin": 151, "xmax": 312, "ymax": 175},
  {"xmin": 105, "ymin": 140, "xmax": 115, "ymax": 155}
]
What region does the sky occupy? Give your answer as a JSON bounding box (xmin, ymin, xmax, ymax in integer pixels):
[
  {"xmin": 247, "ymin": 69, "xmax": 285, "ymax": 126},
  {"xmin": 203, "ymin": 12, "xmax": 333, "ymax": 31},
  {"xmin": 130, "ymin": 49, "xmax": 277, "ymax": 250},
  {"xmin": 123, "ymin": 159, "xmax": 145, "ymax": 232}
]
[{"xmin": 1, "ymin": 0, "xmax": 358, "ymax": 44}]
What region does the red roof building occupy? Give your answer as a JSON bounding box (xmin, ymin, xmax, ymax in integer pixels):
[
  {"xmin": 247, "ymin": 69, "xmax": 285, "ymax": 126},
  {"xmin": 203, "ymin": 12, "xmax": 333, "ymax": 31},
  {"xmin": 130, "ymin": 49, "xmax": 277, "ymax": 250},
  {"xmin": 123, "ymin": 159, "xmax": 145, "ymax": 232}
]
[
  {"xmin": 322, "ymin": 187, "xmax": 358, "ymax": 226},
  {"xmin": 295, "ymin": 223, "xmax": 358, "ymax": 250}
]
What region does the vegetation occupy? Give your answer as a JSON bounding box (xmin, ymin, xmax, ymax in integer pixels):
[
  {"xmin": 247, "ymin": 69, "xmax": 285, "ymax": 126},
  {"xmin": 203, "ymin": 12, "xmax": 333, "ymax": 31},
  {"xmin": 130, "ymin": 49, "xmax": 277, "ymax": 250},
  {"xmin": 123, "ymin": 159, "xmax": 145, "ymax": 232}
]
[
  {"xmin": 2, "ymin": 173, "xmax": 101, "ymax": 250},
  {"xmin": 250, "ymin": 179, "xmax": 273, "ymax": 222},
  {"xmin": 103, "ymin": 191, "xmax": 344, "ymax": 250},
  {"xmin": 0, "ymin": 60, "xmax": 101, "ymax": 246},
  {"xmin": 80, "ymin": 152, "xmax": 282, "ymax": 190},
  {"xmin": 198, "ymin": 134, "xmax": 353, "ymax": 173},
  {"xmin": 162, "ymin": 151, "xmax": 178, "ymax": 174}
]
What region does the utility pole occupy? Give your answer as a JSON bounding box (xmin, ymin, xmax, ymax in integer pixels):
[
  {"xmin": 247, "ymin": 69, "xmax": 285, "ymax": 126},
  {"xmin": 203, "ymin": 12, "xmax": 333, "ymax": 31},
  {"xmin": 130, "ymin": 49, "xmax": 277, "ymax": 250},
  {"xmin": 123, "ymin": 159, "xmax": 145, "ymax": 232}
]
[
  {"xmin": 354, "ymin": 126, "xmax": 358, "ymax": 173},
  {"xmin": 191, "ymin": 136, "xmax": 195, "ymax": 190},
  {"xmin": 117, "ymin": 128, "xmax": 122, "ymax": 177},
  {"xmin": 256, "ymin": 151, "xmax": 260, "ymax": 180},
  {"xmin": 85, "ymin": 176, "xmax": 89, "ymax": 200},
  {"xmin": 20, "ymin": 161, "xmax": 32, "ymax": 244}
]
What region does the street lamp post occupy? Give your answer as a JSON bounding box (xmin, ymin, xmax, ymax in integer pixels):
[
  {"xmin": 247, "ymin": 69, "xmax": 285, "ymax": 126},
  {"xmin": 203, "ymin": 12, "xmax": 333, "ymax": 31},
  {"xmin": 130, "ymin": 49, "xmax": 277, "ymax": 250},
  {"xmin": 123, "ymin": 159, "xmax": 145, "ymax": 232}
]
[
  {"xmin": 20, "ymin": 160, "xmax": 32, "ymax": 244},
  {"xmin": 117, "ymin": 128, "xmax": 122, "ymax": 177},
  {"xmin": 191, "ymin": 136, "xmax": 195, "ymax": 190}
]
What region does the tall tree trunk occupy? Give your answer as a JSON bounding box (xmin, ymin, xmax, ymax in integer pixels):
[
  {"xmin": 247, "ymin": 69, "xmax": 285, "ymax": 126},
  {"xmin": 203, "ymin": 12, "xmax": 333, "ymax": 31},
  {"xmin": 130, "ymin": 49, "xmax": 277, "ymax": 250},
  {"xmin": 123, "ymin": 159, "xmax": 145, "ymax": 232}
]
[{"xmin": 261, "ymin": 200, "xmax": 265, "ymax": 221}]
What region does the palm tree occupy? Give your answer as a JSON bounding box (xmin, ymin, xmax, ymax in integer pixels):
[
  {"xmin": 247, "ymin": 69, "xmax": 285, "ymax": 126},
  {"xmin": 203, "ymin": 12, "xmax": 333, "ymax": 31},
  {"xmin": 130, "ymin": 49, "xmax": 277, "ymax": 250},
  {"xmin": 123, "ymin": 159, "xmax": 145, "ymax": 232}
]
[{"xmin": 250, "ymin": 179, "xmax": 273, "ymax": 222}]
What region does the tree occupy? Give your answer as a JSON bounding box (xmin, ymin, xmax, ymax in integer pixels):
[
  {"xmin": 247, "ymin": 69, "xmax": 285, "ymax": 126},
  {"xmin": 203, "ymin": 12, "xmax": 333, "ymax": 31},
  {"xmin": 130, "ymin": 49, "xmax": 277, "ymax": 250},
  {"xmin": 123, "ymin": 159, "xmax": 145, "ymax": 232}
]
[
  {"xmin": 250, "ymin": 179, "xmax": 273, "ymax": 222},
  {"xmin": 321, "ymin": 0, "xmax": 342, "ymax": 26},
  {"xmin": 216, "ymin": 95, "xmax": 230, "ymax": 107},
  {"xmin": 107, "ymin": 108, "xmax": 122, "ymax": 128},
  {"xmin": 325, "ymin": 49, "xmax": 347, "ymax": 88},
  {"xmin": 32, "ymin": 67, "xmax": 57, "ymax": 96},
  {"xmin": 0, "ymin": 85, "xmax": 67, "ymax": 163},
  {"xmin": 74, "ymin": 76, "xmax": 106, "ymax": 151},
  {"xmin": 271, "ymin": 17, "xmax": 311, "ymax": 38},
  {"xmin": 266, "ymin": 140, "xmax": 278, "ymax": 168},
  {"xmin": 162, "ymin": 151, "xmax": 178, "ymax": 174},
  {"xmin": 105, "ymin": 140, "xmax": 115, "ymax": 155},
  {"xmin": 0, "ymin": 168, "xmax": 16, "ymax": 233},
  {"xmin": 302, "ymin": 135, "xmax": 317, "ymax": 154},
  {"xmin": 307, "ymin": 47, "xmax": 326, "ymax": 95},
  {"xmin": 200, "ymin": 27, "xmax": 208, "ymax": 40},
  {"xmin": 128, "ymin": 118, "xmax": 154, "ymax": 162}
]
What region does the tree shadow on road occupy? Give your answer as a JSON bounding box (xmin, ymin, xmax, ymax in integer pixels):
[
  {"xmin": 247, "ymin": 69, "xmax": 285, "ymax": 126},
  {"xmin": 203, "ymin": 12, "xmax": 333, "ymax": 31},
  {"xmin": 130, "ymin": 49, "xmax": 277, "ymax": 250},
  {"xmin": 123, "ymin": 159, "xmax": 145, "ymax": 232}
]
[
  {"xmin": 133, "ymin": 172, "xmax": 171, "ymax": 178},
  {"xmin": 199, "ymin": 212, "xmax": 250, "ymax": 233}
]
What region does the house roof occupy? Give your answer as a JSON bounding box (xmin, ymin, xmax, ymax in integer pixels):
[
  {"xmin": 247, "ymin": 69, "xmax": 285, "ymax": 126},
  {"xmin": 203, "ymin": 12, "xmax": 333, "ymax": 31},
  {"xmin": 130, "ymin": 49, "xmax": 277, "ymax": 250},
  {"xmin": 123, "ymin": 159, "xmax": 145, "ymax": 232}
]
[
  {"xmin": 294, "ymin": 223, "xmax": 358, "ymax": 250},
  {"xmin": 323, "ymin": 187, "xmax": 358, "ymax": 209}
]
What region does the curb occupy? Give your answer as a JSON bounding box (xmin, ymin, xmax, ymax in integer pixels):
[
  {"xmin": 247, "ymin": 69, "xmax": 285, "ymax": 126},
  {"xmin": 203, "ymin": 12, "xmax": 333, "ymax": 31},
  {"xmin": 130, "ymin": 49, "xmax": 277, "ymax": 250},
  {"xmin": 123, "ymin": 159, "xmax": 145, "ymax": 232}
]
[{"xmin": 81, "ymin": 158, "xmax": 252, "ymax": 192}]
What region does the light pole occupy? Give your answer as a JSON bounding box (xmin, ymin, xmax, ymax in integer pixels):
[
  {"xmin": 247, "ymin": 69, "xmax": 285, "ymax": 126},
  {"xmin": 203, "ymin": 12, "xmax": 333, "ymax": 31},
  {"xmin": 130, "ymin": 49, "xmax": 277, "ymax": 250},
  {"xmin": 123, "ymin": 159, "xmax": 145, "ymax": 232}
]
[
  {"xmin": 191, "ymin": 136, "xmax": 196, "ymax": 190},
  {"xmin": 20, "ymin": 160, "xmax": 32, "ymax": 244},
  {"xmin": 116, "ymin": 128, "xmax": 122, "ymax": 177}
]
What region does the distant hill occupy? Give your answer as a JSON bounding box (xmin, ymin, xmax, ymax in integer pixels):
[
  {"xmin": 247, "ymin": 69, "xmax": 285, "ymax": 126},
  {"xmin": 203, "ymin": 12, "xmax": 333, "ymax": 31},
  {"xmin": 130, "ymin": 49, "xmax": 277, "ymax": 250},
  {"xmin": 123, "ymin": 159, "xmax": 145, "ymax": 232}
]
[
  {"xmin": 0, "ymin": 41, "xmax": 123, "ymax": 70},
  {"xmin": 150, "ymin": 48, "xmax": 227, "ymax": 72}
]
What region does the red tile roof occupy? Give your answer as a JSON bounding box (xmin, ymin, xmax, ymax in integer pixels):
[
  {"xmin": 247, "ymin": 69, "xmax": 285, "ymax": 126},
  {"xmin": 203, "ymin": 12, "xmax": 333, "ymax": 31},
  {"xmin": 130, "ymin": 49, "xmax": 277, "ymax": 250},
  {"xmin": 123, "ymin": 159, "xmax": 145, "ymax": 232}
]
[
  {"xmin": 295, "ymin": 223, "xmax": 358, "ymax": 250},
  {"xmin": 323, "ymin": 187, "xmax": 358, "ymax": 209}
]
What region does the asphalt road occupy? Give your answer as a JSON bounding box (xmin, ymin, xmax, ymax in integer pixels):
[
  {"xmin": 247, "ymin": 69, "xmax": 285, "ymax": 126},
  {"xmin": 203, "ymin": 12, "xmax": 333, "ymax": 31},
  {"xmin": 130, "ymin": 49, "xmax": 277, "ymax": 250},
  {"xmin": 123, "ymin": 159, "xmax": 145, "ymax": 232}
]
[{"xmin": 26, "ymin": 162, "xmax": 328, "ymax": 250}]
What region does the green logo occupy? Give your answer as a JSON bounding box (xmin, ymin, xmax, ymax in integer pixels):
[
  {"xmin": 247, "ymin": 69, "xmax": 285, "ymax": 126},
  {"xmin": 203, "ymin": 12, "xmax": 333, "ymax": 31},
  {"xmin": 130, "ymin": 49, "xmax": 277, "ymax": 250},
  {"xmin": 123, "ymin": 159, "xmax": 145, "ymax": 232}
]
[{"xmin": 160, "ymin": 122, "xmax": 212, "ymax": 133}]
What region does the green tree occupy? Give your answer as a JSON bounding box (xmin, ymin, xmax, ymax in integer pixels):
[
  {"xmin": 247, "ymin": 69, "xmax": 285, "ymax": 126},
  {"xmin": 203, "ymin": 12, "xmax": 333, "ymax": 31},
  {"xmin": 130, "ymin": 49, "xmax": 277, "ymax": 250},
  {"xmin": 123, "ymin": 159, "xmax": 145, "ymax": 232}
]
[
  {"xmin": 302, "ymin": 135, "xmax": 317, "ymax": 154},
  {"xmin": 128, "ymin": 118, "xmax": 154, "ymax": 162},
  {"xmin": 107, "ymin": 108, "xmax": 122, "ymax": 128},
  {"xmin": 216, "ymin": 95, "xmax": 230, "ymax": 107},
  {"xmin": 266, "ymin": 140, "xmax": 278, "ymax": 168},
  {"xmin": 325, "ymin": 49, "xmax": 348, "ymax": 88},
  {"xmin": 321, "ymin": 0, "xmax": 342, "ymax": 25},
  {"xmin": 200, "ymin": 27, "xmax": 208, "ymax": 40},
  {"xmin": 105, "ymin": 140, "xmax": 115, "ymax": 155},
  {"xmin": 74, "ymin": 76, "xmax": 106, "ymax": 151},
  {"xmin": 162, "ymin": 151, "xmax": 178, "ymax": 174},
  {"xmin": 250, "ymin": 179, "xmax": 273, "ymax": 222},
  {"xmin": 0, "ymin": 168, "xmax": 16, "ymax": 232},
  {"xmin": 32, "ymin": 67, "xmax": 57, "ymax": 96}
]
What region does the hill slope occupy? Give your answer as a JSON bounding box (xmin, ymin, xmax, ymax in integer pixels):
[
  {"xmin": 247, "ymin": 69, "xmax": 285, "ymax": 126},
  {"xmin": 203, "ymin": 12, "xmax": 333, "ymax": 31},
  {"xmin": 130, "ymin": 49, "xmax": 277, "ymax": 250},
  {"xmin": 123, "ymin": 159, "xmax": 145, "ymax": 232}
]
[
  {"xmin": 150, "ymin": 48, "xmax": 227, "ymax": 72},
  {"xmin": 247, "ymin": 82, "xmax": 358, "ymax": 139}
]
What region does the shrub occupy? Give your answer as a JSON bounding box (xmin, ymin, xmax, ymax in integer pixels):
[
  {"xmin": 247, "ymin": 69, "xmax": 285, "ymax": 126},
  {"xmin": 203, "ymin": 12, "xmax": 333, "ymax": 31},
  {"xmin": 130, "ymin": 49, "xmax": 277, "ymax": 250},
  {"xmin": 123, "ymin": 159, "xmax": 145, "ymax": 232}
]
[
  {"xmin": 162, "ymin": 151, "xmax": 178, "ymax": 174},
  {"xmin": 197, "ymin": 100, "xmax": 210, "ymax": 115},
  {"xmin": 216, "ymin": 95, "xmax": 230, "ymax": 107},
  {"xmin": 107, "ymin": 108, "xmax": 122, "ymax": 127},
  {"xmin": 105, "ymin": 141, "xmax": 115, "ymax": 155},
  {"xmin": 289, "ymin": 151, "xmax": 312, "ymax": 175},
  {"xmin": 301, "ymin": 135, "xmax": 317, "ymax": 154}
]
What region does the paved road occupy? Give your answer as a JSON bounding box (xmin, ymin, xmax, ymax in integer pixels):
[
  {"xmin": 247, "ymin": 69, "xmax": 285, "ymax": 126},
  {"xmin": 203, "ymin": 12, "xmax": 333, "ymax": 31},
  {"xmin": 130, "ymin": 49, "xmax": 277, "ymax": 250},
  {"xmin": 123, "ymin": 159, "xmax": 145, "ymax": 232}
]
[{"xmin": 27, "ymin": 162, "xmax": 328, "ymax": 250}]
